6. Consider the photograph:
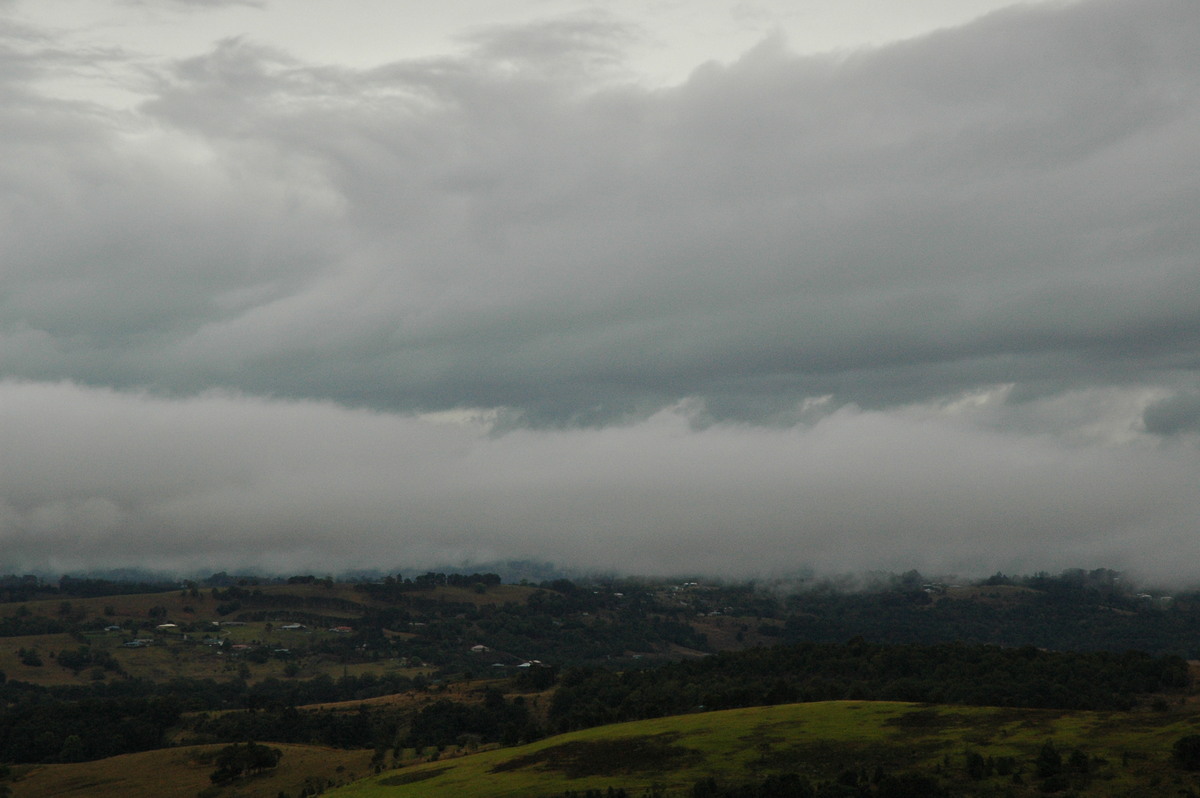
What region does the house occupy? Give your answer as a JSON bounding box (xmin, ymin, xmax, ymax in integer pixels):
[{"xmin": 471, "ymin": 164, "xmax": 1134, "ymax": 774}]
[{"xmin": 470, "ymin": 644, "xmax": 490, "ymax": 653}]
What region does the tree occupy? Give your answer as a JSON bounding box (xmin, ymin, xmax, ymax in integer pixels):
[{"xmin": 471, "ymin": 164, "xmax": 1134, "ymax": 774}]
[
  {"xmin": 1036, "ymin": 740, "xmax": 1062, "ymax": 779},
  {"xmin": 210, "ymin": 741, "xmax": 283, "ymax": 783},
  {"xmin": 965, "ymin": 750, "xmax": 987, "ymax": 780},
  {"xmin": 876, "ymin": 773, "xmax": 947, "ymax": 798},
  {"xmin": 1174, "ymin": 735, "xmax": 1200, "ymax": 770},
  {"xmin": 58, "ymin": 735, "xmax": 86, "ymax": 763}
]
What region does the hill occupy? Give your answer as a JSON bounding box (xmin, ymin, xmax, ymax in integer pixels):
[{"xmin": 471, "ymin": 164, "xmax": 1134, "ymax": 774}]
[
  {"xmin": 8, "ymin": 742, "xmax": 374, "ymax": 798},
  {"xmin": 327, "ymin": 700, "xmax": 1200, "ymax": 798},
  {"xmin": 3, "ymin": 568, "xmax": 1200, "ymax": 795}
]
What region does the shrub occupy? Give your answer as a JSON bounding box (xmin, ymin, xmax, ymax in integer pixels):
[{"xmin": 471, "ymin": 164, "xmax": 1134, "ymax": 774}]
[{"xmin": 1173, "ymin": 735, "xmax": 1200, "ymax": 770}]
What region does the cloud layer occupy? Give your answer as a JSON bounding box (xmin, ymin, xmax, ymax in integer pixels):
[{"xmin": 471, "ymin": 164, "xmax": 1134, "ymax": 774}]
[
  {"xmin": 0, "ymin": 380, "xmax": 1196, "ymax": 580},
  {"xmin": 1, "ymin": 0, "xmax": 1198, "ymax": 578}
]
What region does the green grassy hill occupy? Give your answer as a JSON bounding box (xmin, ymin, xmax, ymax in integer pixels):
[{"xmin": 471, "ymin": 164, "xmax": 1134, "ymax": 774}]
[{"xmin": 327, "ymin": 700, "xmax": 1200, "ymax": 798}]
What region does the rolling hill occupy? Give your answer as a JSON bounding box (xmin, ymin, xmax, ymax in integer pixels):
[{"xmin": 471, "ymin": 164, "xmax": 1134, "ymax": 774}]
[{"xmin": 326, "ymin": 700, "xmax": 1200, "ymax": 798}]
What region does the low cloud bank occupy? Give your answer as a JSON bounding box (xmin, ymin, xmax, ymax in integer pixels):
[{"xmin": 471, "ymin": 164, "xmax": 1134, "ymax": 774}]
[{"xmin": 2, "ymin": 380, "xmax": 1195, "ymax": 581}]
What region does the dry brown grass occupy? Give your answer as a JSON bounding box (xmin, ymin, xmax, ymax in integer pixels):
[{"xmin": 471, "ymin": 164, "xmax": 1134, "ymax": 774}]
[
  {"xmin": 690, "ymin": 613, "xmax": 782, "ymax": 650},
  {"xmin": 9, "ymin": 590, "xmax": 208, "ymax": 623},
  {"xmin": 0, "ymin": 633, "xmax": 90, "ymax": 686},
  {"xmin": 0, "ymin": 581, "xmax": 539, "ymax": 688},
  {"xmin": 419, "ymin": 584, "xmax": 537, "ymax": 607},
  {"xmin": 3, "ymin": 581, "xmax": 536, "ymax": 624},
  {"xmin": 11, "ymin": 743, "xmax": 375, "ymax": 798}
]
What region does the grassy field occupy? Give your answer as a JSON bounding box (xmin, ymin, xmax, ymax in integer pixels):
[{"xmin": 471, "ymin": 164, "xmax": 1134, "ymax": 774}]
[
  {"xmin": 6, "ymin": 582, "xmax": 1199, "ymax": 796},
  {"xmin": 0, "ymin": 632, "xmax": 92, "ymax": 685},
  {"xmin": 0, "ymin": 581, "xmax": 535, "ymax": 687},
  {"xmin": 3, "ymin": 581, "xmax": 537, "ymax": 624},
  {"xmin": 325, "ymin": 700, "xmax": 1200, "ymax": 798},
  {"xmin": 8, "ymin": 699, "xmax": 1200, "ymax": 797},
  {"xmin": 0, "ymin": 624, "xmax": 431, "ymax": 686},
  {"xmin": 9, "ymin": 743, "xmax": 375, "ymax": 798}
]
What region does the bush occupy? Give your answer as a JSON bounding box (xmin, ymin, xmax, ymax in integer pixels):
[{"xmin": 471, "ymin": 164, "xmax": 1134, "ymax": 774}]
[{"xmin": 1173, "ymin": 735, "xmax": 1200, "ymax": 770}]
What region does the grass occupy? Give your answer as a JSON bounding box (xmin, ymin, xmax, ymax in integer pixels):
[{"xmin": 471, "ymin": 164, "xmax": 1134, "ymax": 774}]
[
  {"xmin": 0, "ymin": 633, "xmax": 91, "ymax": 685},
  {"xmin": 0, "ymin": 581, "xmax": 533, "ymax": 687},
  {"xmin": 9, "ymin": 743, "xmax": 375, "ymax": 798},
  {"xmin": 325, "ymin": 701, "xmax": 1200, "ymax": 798},
  {"xmin": 6, "ymin": 584, "xmax": 1198, "ymax": 796},
  {"xmin": 3, "ymin": 581, "xmax": 536, "ymax": 625},
  {"xmin": 9, "ymin": 699, "xmax": 1200, "ymax": 797}
]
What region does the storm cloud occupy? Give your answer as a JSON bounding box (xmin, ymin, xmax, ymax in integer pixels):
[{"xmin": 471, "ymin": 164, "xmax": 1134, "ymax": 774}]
[{"xmin": 1, "ymin": 0, "xmax": 1198, "ymax": 578}]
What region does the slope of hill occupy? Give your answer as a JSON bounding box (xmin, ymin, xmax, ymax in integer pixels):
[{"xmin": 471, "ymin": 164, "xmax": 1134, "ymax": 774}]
[
  {"xmin": 8, "ymin": 743, "xmax": 374, "ymax": 798},
  {"xmin": 327, "ymin": 700, "xmax": 1200, "ymax": 798}
]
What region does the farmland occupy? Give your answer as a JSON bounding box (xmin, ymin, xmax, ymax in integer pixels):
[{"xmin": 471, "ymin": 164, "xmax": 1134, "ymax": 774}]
[{"xmin": 1, "ymin": 568, "xmax": 1200, "ymax": 796}]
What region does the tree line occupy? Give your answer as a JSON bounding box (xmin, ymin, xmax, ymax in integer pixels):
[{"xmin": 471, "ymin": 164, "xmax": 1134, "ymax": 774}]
[{"xmin": 549, "ymin": 639, "xmax": 1189, "ymax": 732}]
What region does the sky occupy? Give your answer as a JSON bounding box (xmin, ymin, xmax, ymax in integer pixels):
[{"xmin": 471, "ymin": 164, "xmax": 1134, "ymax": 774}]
[{"xmin": 1, "ymin": 0, "xmax": 1199, "ymax": 581}]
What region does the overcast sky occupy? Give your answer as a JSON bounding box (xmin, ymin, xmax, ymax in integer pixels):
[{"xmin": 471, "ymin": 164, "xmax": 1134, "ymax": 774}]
[{"xmin": 2, "ymin": 0, "xmax": 1199, "ymax": 582}]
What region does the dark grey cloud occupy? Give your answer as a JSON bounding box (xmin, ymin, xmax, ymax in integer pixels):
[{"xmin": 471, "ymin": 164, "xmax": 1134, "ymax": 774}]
[
  {"xmin": 1, "ymin": 0, "xmax": 1197, "ymax": 428},
  {"xmin": 1144, "ymin": 392, "xmax": 1200, "ymax": 436},
  {"xmin": 1, "ymin": 1, "xmax": 1200, "ymax": 579}
]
